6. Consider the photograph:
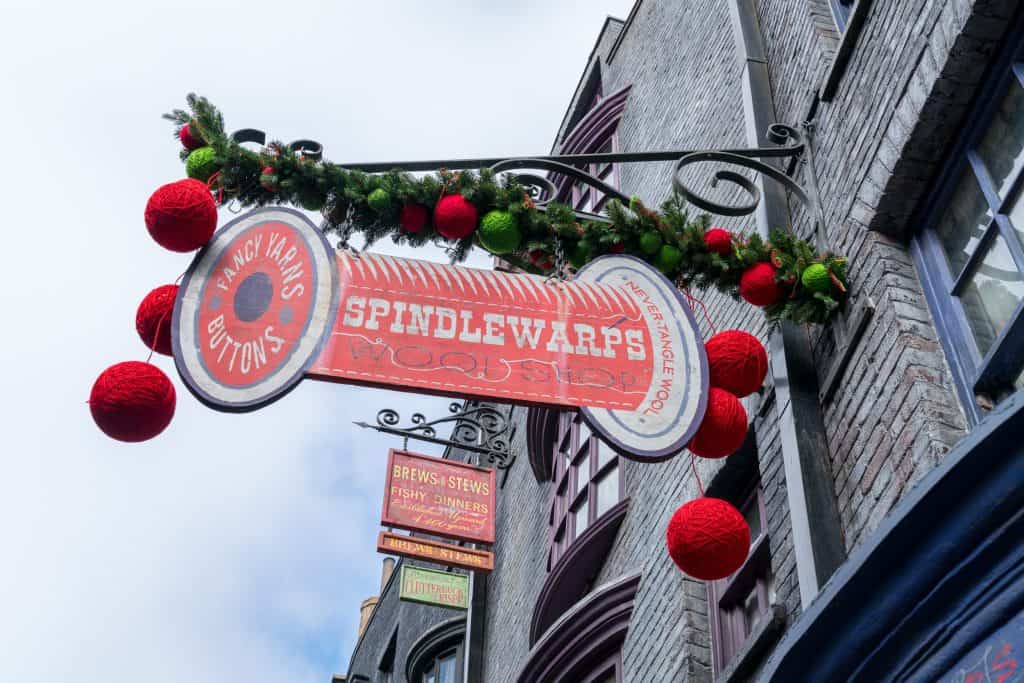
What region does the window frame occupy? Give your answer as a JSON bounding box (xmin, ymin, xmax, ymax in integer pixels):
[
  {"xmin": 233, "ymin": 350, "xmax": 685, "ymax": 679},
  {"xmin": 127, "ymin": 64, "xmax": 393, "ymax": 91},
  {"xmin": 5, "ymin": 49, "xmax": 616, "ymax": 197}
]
[
  {"xmin": 913, "ymin": 19, "xmax": 1024, "ymax": 423},
  {"xmin": 547, "ymin": 412, "xmax": 624, "ymax": 570},
  {"xmin": 707, "ymin": 483, "xmax": 772, "ymax": 676},
  {"xmin": 829, "ymin": 0, "xmax": 855, "ymax": 32}
]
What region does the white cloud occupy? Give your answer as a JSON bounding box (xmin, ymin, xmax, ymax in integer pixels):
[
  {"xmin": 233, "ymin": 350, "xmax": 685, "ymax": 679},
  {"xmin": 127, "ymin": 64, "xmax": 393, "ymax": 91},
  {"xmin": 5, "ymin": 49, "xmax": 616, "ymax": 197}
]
[{"xmin": 0, "ymin": 1, "xmax": 632, "ymax": 681}]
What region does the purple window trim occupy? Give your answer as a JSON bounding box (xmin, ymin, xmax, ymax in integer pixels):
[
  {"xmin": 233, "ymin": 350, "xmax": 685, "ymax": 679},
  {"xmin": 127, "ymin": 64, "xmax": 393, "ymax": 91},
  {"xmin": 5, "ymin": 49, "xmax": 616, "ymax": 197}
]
[
  {"xmin": 548, "ymin": 412, "xmax": 625, "ymax": 570},
  {"xmin": 707, "ymin": 484, "xmax": 772, "ymax": 676},
  {"xmin": 531, "ymin": 497, "xmax": 631, "ymax": 646},
  {"xmin": 519, "ymin": 572, "xmax": 641, "ymax": 683},
  {"xmin": 550, "ymin": 84, "xmax": 632, "ymax": 200},
  {"xmin": 527, "ymin": 407, "xmax": 563, "ymax": 483}
]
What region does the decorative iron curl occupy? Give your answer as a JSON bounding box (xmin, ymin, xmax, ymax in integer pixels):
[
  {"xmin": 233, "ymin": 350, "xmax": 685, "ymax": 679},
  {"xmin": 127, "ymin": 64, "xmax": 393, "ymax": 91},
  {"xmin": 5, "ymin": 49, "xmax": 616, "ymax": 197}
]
[
  {"xmin": 355, "ymin": 403, "xmax": 516, "ymax": 471},
  {"xmin": 491, "ymin": 157, "xmax": 629, "ymax": 223},
  {"xmin": 671, "ymin": 123, "xmax": 810, "ymax": 217}
]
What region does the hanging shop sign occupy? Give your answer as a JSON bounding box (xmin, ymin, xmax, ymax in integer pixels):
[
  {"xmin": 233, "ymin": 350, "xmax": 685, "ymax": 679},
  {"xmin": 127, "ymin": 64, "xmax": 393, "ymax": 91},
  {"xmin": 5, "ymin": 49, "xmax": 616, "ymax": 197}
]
[
  {"xmin": 398, "ymin": 565, "xmax": 470, "ymax": 610},
  {"xmin": 172, "ymin": 208, "xmax": 708, "ymax": 460},
  {"xmin": 377, "ymin": 531, "xmax": 494, "ymax": 573},
  {"xmin": 381, "ymin": 449, "xmax": 496, "ymax": 544}
]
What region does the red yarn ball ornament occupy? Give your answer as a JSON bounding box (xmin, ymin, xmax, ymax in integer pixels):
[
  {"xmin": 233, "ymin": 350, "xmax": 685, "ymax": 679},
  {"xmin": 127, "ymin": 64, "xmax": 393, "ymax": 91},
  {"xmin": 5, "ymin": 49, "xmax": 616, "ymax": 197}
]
[
  {"xmin": 89, "ymin": 361, "xmax": 176, "ymax": 442},
  {"xmin": 704, "ymin": 227, "xmax": 733, "ymax": 255},
  {"xmin": 689, "ymin": 387, "xmax": 748, "ymax": 458},
  {"xmin": 666, "ymin": 497, "xmax": 751, "ymax": 580},
  {"xmin": 179, "ymin": 123, "xmax": 204, "ymax": 151},
  {"xmin": 610, "ymin": 242, "xmax": 626, "ymax": 254},
  {"xmin": 529, "ymin": 249, "xmax": 555, "ymax": 271},
  {"xmin": 260, "ymin": 165, "xmax": 278, "ymax": 192},
  {"xmin": 433, "ymin": 194, "xmax": 478, "ymax": 240},
  {"xmin": 144, "ymin": 179, "xmax": 217, "ymax": 252},
  {"xmin": 136, "ymin": 284, "xmax": 179, "ymax": 356},
  {"xmin": 399, "ymin": 203, "xmax": 429, "ymax": 233},
  {"xmin": 739, "ymin": 262, "xmax": 783, "ymax": 307},
  {"xmin": 705, "ymin": 330, "xmax": 768, "ymax": 398}
]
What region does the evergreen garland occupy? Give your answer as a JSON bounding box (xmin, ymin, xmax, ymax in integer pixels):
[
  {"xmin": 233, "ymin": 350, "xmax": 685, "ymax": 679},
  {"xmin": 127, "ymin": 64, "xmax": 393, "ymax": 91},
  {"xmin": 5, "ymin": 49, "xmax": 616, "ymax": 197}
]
[{"xmin": 164, "ymin": 94, "xmax": 848, "ymax": 324}]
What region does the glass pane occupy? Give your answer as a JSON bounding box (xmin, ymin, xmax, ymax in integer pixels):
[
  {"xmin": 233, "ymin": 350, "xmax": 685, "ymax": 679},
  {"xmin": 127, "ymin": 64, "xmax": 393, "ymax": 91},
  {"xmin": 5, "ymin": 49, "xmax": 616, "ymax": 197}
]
[
  {"xmin": 573, "ymin": 496, "xmax": 589, "ymax": 538},
  {"xmin": 1004, "ymin": 185, "xmax": 1024, "ymax": 248},
  {"xmin": 977, "ymin": 77, "xmax": 1024, "ymax": 200},
  {"xmin": 424, "ymin": 668, "xmax": 435, "ymax": 683},
  {"xmin": 958, "ymin": 232, "xmax": 1024, "ymax": 356},
  {"xmin": 742, "ymin": 589, "xmax": 761, "ymax": 634},
  {"xmin": 437, "ymin": 653, "xmax": 456, "ymax": 683},
  {"xmin": 596, "ymin": 466, "xmax": 619, "ymax": 517},
  {"xmin": 597, "ymin": 439, "xmax": 617, "ymax": 470},
  {"xmin": 574, "ymin": 461, "xmax": 589, "ymax": 496},
  {"xmin": 577, "ymin": 419, "xmax": 592, "ymax": 451},
  {"xmin": 742, "ymin": 494, "xmax": 762, "ymax": 542},
  {"xmin": 936, "ymin": 172, "xmax": 993, "ymax": 275}
]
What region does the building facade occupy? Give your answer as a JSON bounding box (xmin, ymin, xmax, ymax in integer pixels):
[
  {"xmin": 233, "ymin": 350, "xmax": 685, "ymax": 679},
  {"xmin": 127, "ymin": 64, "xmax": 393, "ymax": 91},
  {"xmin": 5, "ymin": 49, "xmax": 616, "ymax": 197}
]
[{"xmin": 346, "ymin": 1, "xmax": 1024, "ymax": 681}]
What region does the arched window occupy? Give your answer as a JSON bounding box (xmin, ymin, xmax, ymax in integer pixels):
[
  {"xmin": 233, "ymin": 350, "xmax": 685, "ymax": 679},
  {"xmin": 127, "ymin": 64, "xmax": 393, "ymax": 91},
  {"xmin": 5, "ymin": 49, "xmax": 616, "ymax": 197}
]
[
  {"xmin": 405, "ymin": 618, "xmax": 465, "ymax": 683},
  {"xmin": 548, "ymin": 412, "xmax": 623, "ymax": 569},
  {"xmin": 518, "ymin": 572, "xmax": 640, "ymax": 683}
]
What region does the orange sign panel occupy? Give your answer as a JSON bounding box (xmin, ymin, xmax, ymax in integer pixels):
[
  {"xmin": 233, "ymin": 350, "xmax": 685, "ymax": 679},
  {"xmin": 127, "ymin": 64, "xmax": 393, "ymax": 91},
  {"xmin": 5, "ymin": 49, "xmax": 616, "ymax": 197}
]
[
  {"xmin": 382, "ymin": 449, "xmax": 496, "ymax": 544},
  {"xmin": 377, "ymin": 532, "xmax": 494, "ymax": 573}
]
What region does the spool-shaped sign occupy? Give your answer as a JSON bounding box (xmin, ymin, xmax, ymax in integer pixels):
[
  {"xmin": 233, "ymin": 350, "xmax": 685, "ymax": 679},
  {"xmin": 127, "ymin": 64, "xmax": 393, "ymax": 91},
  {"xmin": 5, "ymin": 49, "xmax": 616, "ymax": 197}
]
[{"xmin": 173, "ymin": 208, "xmax": 707, "ymax": 461}]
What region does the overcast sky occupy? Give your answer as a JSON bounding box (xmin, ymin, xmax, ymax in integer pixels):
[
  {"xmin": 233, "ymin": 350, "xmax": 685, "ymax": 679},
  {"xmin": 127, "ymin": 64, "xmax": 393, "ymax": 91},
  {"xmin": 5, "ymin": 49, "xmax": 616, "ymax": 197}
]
[{"xmin": 0, "ymin": 1, "xmax": 632, "ymax": 681}]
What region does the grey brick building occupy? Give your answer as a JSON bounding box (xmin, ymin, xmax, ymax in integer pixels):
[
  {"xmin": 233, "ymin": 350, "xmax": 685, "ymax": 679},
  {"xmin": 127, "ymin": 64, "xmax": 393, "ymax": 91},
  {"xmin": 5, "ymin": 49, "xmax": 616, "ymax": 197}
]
[{"xmin": 346, "ymin": 1, "xmax": 1024, "ymax": 681}]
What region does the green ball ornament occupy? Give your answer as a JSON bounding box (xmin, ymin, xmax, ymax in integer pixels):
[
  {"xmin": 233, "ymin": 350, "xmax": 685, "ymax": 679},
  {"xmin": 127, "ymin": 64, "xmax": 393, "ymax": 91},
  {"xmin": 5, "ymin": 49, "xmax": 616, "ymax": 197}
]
[
  {"xmin": 569, "ymin": 239, "xmax": 593, "ymax": 269},
  {"xmin": 367, "ymin": 188, "xmax": 391, "ymax": 214},
  {"xmin": 655, "ymin": 245, "xmax": 683, "ymax": 274},
  {"xmin": 801, "ymin": 263, "xmax": 832, "ymax": 293},
  {"xmin": 185, "ymin": 147, "xmax": 220, "ymax": 182},
  {"xmin": 478, "ymin": 210, "xmax": 522, "ymax": 255},
  {"xmin": 640, "ymin": 231, "xmax": 663, "ymax": 255}
]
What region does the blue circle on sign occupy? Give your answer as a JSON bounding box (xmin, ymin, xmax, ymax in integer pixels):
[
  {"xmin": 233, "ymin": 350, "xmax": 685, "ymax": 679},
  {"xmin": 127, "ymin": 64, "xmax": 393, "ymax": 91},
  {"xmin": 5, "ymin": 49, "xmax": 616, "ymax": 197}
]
[{"xmin": 234, "ymin": 272, "xmax": 274, "ymax": 322}]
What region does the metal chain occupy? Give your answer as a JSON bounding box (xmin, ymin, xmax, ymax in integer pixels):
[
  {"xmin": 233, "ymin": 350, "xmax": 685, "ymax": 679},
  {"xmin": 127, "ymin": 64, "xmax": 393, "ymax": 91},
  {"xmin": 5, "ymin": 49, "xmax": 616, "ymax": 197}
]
[
  {"xmin": 552, "ymin": 236, "xmax": 568, "ymax": 281},
  {"xmin": 325, "ymin": 202, "xmax": 357, "ymax": 251}
]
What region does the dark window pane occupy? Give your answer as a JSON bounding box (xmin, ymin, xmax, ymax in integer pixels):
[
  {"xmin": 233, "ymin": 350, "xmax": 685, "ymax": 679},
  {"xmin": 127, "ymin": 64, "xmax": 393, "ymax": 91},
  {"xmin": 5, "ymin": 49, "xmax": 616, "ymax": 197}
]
[
  {"xmin": 742, "ymin": 496, "xmax": 762, "ymax": 542},
  {"xmin": 958, "ymin": 233, "xmax": 1024, "ymax": 356},
  {"xmin": 742, "ymin": 589, "xmax": 761, "ymax": 634},
  {"xmin": 977, "ymin": 77, "xmax": 1024, "ymax": 200},
  {"xmin": 937, "ymin": 171, "xmax": 993, "ymax": 275},
  {"xmin": 596, "ymin": 465, "xmax": 619, "ymax": 517}
]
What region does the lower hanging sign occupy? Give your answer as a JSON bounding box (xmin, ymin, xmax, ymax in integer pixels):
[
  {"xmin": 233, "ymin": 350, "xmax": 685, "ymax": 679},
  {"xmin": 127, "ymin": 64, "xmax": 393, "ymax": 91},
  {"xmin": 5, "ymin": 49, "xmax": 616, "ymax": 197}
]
[
  {"xmin": 378, "ymin": 531, "xmax": 494, "ymax": 573},
  {"xmin": 173, "ymin": 207, "xmax": 708, "ymax": 461},
  {"xmin": 398, "ymin": 565, "xmax": 470, "ymax": 610}
]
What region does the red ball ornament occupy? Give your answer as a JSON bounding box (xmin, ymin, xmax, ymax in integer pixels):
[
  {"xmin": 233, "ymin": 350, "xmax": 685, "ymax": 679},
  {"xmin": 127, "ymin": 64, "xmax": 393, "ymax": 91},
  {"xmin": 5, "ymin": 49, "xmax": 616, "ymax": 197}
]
[
  {"xmin": 144, "ymin": 179, "xmax": 217, "ymax": 252},
  {"xmin": 610, "ymin": 242, "xmax": 626, "ymax": 254},
  {"xmin": 399, "ymin": 203, "xmax": 429, "ymax": 233},
  {"xmin": 89, "ymin": 361, "xmax": 176, "ymax": 442},
  {"xmin": 704, "ymin": 227, "xmax": 732, "ymax": 255},
  {"xmin": 136, "ymin": 284, "xmax": 179, "ymax": 356},
  {"xmin": 529, "ymin": 249, "xmax": 555, "ymax": 271},
  {"xmin": 689, "ymin": 387, "xmax": 748, "ymax": 458},
  {"xmin": 666, "ymin": 497, "xmax": 751, "ymax": 580},
  {"xmin": 260, "ymin": 166, "xmax": 278, "ymax": 192},
  {"xmin": 433, "ymin": 194, "xmax": 478, "ymax": 240},
  {"xmin": 179, "ymin": 123, "xmax": 204, "ymax": 151},
  {"xmin": 739, "ymin": 262, "xmax": 782, "ymax": 307},
  {"xmin": 705, "ymin": 330, "xmax": 768, "ymax": 398}
]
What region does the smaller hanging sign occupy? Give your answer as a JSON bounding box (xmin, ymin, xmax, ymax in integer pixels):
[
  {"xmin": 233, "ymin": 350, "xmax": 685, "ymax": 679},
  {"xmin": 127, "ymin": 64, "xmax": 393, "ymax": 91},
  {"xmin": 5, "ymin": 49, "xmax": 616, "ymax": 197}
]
[
  {"xmin": 398, "ymin": 565, "xmax": 469, "ymax": 610},
  {"xmin": 377, "ymin": 531, "xmax": 494, "ymax": 573},
  {"xmin": 382, "ymin": 449, "xmax": 496, "ymax": 544}
]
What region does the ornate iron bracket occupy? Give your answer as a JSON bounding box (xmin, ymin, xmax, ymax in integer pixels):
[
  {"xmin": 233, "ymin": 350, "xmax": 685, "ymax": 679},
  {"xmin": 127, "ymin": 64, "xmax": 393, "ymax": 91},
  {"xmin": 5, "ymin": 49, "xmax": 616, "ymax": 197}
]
[{"xmin": 354, "ymin": 402, "xmax": 516, "ymax": 475}]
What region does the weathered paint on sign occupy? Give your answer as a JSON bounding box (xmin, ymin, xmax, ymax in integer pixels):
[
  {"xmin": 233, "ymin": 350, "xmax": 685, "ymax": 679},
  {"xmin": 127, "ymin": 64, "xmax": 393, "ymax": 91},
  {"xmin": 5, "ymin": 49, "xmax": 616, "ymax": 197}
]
[
  {"xmin": 377, "ymin": 531, "xmax": 494, "ymax": 573},
  {"xmin": 398, "ymin": 565, "xmax": 469, "ymax": 610},
  {"xmin": 381, "ymin": 449, "xmax": 495, "ymax": 544},
  {"xmin": 174, "ymin": 208, "xmax": 708, "ymax": 461}
]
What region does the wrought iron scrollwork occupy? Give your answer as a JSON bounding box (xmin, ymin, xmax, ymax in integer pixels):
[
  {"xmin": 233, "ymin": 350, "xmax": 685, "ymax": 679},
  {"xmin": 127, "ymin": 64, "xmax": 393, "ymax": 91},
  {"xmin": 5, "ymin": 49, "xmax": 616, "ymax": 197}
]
[{"xmin": 354, "ymin": 402, "xmax": 516, "ymax": 472}]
